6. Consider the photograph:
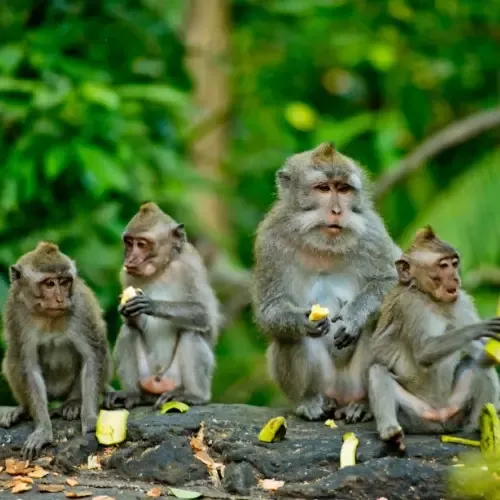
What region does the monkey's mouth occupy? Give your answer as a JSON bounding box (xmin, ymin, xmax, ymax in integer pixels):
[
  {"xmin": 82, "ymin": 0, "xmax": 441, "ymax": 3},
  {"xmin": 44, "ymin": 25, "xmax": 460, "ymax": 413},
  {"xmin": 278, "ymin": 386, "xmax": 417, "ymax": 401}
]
[
  {"xmin": 323, "ymin": 223, "xmax": 343, "ymax": 235},
  {"xmin": 45, "ymin": 307, "xmax": 67, "ymax": 317}
]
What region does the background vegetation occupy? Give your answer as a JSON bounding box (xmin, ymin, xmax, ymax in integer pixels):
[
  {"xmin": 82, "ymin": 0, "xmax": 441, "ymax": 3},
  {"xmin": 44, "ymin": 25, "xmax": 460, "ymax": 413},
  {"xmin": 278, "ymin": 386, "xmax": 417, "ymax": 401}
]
[{"xmin": 0, "ymin": 0, "xmax": 499, "ymax": 407}]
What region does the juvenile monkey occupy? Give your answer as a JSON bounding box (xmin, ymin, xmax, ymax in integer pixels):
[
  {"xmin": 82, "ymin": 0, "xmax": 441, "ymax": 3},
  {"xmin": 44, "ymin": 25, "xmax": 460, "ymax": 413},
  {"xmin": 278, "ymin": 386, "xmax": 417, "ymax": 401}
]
[
  {"xmin": 369, "ymin": 227, "xmax": 500, "ymax": 451},
  {"xmin": 105, "ymin": 202, "xmax": 220, "ymax": 410},
  {"xmin": 252, "ymin": 142, "xmax": 401, "ymax": 422},
  {"xmin": 1, "ymin": 242, "xmax": 111, "ymax": 459}
]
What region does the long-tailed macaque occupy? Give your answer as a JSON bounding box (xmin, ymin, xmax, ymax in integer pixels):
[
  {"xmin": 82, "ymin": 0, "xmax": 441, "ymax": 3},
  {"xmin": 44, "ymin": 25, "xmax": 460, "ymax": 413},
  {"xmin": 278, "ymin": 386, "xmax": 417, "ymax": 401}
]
[
  {"xmin": 0, "ymin": 242, "xmax": 111, "ymax": 459},
  {"xmin": 104, "ymin": 202, "xmax": 220, "ymax": 410},
  {"xmin": 252, "ymin": 142, "xmax": 401, "ymax": 422},
  {"xmin": 369, "ymin": 227, "xmax": 500, "ymax": 451}
]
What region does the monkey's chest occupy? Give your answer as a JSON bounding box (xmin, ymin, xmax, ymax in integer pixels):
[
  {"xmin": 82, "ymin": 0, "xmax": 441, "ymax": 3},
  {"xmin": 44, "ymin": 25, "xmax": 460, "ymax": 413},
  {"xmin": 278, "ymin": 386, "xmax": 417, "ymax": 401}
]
[{"xmin": 37, "ymin": 337, "xmax": 81, "ymax": 398}]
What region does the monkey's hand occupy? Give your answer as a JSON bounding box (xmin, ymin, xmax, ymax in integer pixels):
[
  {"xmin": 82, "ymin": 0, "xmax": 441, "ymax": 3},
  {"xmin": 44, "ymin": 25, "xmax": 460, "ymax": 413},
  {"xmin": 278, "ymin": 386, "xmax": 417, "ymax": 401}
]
[
  {"xmin": 303, "ymin": 309, "xmax": 331, "ymax": 338},
  {"xmin": 119, "ymin": 295, "xmax": 155, "ymax": 318},
  {"xmin": 332, "ymin": 314, "xmax": 363, "ymax": 349}
]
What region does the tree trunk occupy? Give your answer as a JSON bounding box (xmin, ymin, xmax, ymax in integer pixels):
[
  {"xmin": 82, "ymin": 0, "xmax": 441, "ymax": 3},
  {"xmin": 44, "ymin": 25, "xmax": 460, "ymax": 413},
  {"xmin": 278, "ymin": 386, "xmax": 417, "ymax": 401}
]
[{"xmin": 184, "ymin": 0, "xmax": 231, "ymax": 236}]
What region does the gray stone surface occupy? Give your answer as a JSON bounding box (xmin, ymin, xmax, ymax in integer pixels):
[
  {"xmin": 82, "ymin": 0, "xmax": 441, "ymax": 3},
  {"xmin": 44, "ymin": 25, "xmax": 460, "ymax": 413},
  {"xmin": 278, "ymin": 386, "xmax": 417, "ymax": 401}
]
[{"xmin": 0, "ymin": 404, "xmax": 477, "ymax": 498}]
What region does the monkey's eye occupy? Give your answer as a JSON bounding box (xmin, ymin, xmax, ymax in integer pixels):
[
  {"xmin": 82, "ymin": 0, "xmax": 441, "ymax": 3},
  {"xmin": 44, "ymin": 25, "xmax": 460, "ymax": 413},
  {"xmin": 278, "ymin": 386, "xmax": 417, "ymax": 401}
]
[
  {"xmin": 451, "ymin": 258, "xmax": 459, "ymax": 268},
  {"xmin": 60, "ymin": 279, "xmax": 71, "ymax": 288},
  {"xmin": 439, "ymin": 261, "xmax": 449, "ymax": 269},
  {"xmin": 44, "ymin": 280, "xmax": 56, "ymax": 289},
  {"xmin": 314, "ymin": 184, "xmax": 331, "ymax": 193},
  {"xmin": 137, "ymin": 241, "xmax": 147, "ymax": 250},
  {"xmin": 337, "ymin": 184, "xmax": 351, "ymax": 194}
]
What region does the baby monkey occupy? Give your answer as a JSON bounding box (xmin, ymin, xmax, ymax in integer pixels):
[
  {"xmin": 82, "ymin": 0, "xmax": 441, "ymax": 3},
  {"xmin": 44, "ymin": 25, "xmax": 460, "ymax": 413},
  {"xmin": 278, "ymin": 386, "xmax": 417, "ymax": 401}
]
[
  {"xmin": 369, "ymin": 227, "xmax": 500, "ymax": 451},
  {"xmin": 1, "ymin": 242, "xmax": 111, "ymax": 459}
]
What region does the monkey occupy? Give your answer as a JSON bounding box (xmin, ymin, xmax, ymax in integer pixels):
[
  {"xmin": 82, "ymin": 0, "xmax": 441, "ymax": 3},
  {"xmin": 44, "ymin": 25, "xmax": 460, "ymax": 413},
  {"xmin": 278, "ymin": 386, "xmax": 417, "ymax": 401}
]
[
  {"xmin": 368, "ymin": 226, "xmax": 500, "ymax": 451},
  {"xmin": 104, "ymin": 202, "xmax": 220, "ymax": 410},
  {"xmin": 252, "ymin": 142, "xmax": 401, "ymax": 423},
  {"xmin": 0, "ymin": 242, "xmax": 111, "ymax": 460}
]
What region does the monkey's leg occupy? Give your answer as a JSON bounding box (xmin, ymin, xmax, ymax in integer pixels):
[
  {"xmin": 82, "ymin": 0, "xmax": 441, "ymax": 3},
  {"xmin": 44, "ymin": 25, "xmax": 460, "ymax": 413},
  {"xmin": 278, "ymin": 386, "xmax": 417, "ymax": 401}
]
[
  {"xmin": 58, "ymin": 378, "xmax": 82, "ymax": 421},
  {"xmin": 267, "ymin": 338, "xmax": 334, "ymax": 421},
  {"xmin": 154, "ymin": 332, "xmax": 214, "ymax": 408},
  {"xmin": 0, "ymin": 406, "xmax": 28, "ymax": 428},
  {"xmin": 368, "ymin": 364, "xmax": 406, "ymax": 451}
]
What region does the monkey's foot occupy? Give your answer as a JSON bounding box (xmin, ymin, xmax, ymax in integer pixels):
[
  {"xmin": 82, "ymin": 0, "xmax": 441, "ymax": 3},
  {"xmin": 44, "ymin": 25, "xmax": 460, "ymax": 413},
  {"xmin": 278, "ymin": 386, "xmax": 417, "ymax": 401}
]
[
  {"xmin": 153, "ymin": 389, "xmax": 208, "ymax": 409},
  {"xmin": 422, "ymin": 406, "xmax": 459, "ymax": 423},
  {"xmin": 0, "ymin": 406, "xmax": 27, "ymax": 428},
  {"xmin": 59, "ymin": 399, "xmax": 81, "ymax": 420},
  {"xmin": 104, "ymin": 390, "xmax": 142, "ymax": 410},
  {"xmin": 22, "ymin": 428, "xmax": 53, "ymax": 461},
  {"xmin": 322, "ymin": 396, "xmax": 339, "ymax": 416},
  {"xmin": 295, "ymin": 396, "xmax": 325, "ymax": 421},
  {"xmin": 380, "ymin": 425, "xmax": 406, "ymax": 452},
  {"xmin": 337, "ymin": 402, "xmax": 373, "ymax": 424},
  {"xmin": 81, "ymin": 415, "xmax": 97, "ymax": 435}
]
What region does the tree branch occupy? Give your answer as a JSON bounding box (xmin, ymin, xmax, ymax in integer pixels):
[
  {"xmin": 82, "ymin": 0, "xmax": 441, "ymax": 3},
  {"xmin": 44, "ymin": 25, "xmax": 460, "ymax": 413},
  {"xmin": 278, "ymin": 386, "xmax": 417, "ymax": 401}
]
[{"xmin": 373, "ymin": 107, "xmax": 500, "ymax": 201}]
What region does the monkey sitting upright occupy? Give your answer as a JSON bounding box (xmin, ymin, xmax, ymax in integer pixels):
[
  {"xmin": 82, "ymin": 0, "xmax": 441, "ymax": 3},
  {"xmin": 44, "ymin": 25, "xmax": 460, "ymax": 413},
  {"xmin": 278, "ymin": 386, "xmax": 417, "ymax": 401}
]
[
  {"xmin": 369, "ymin": 227, "xmax": 500, "ymax": 451},
  {"xmin": 0, "ymin": 242, "xmax": 111, "ymax": 459},
  {"xmin": 252, "ymin": 142, "xmax": 401, "ymax": 423},
  {"xmin": 105, "ymin": 202, "xmax": 220, "ymax": 410}
]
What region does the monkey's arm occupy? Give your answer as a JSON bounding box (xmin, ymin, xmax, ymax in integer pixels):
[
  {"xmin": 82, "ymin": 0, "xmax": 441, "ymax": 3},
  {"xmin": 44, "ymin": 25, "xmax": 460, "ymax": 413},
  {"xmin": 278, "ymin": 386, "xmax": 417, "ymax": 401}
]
[{"xmin": 413, "ymin": 318, "xmax": 500, "ymax": 368}]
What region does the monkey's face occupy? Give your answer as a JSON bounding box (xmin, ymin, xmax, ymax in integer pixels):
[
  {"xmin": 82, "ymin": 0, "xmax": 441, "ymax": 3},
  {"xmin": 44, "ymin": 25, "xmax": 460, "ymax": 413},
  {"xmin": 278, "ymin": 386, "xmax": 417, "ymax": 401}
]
[
  {"xmin": 35, "ymin": 275, "xmax": 73, "ymax": 316},
  {"xmin": 123, "ymin": 234, "xmax": 161, "ymax": 278}
]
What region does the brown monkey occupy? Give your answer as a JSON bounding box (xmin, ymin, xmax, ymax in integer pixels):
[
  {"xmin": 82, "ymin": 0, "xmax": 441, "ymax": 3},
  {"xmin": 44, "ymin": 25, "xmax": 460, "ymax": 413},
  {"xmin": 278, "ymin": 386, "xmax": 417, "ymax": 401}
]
[
  {"xmin": 104, "ymin": 202, "xmax": 220, "ymax": 410},
  {"xmin": 0, "ymin": 242, "xmax": 111, "ymax": 459},
  {"xmin": 368, "ymin": 227, "xmax": 500, "ymax": 451},
  {"xmin": 252, "ymin": 142, "xmax": 401, "ymax": 422}
]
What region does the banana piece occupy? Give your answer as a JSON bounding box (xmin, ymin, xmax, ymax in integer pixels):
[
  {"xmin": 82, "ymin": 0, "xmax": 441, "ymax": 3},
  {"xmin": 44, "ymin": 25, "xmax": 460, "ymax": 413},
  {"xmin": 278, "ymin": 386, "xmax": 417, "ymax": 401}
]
[
  {"xmin": 479, "ymin": 403, "xmax": 500, "ymax": 459},
  {"xmin": 483, "ymin": 298, "xmax": 500, "ymax": 363},
  {"xmin": 309, "ymin": 304, "xmax": 329, "ymax": 321},
  {"xmin": 340, "ymin": 432, "xmax": 359, "ymax": 468},
  {"xmin": 96, "ymin": 409, "xmax": 129, "ymax": 445},
  {"xmin": 120, "ymin": 286, "xmax": 143, "ymax": 306},
  {"xmin": 258, "ymin": 416, "xmax": 287, "ymax": 443}
]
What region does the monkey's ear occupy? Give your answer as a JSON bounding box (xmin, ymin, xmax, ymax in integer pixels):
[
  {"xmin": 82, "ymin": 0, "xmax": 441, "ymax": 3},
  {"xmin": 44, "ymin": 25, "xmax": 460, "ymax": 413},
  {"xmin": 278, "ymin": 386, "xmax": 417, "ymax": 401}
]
[
  {"xmin": 395, "ymin": 258, "xmax": 412, "ymax": 285},
  {"xmin": 276, "ymin": 169, "xmax": 292, "ymax": 190},
  {"xmin": 172, "ymin": 223, "xmax": 186, "ymax": 243},
  {"xmin": 9, "ymin": 265, "xmax": 22, "ymax": 283}
]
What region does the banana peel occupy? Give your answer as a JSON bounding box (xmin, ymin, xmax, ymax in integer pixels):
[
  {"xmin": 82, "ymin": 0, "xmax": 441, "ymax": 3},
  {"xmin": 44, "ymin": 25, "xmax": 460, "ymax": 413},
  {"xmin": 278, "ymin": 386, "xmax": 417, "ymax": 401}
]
[
  {"xmin": 479, "ymin": 403, "xmax": 500, "ymax": 459},
  {"xmin": 258, "ymin": 416, "xmax": 287, "ymax": 443},
  {"xmin": 309, "ymin": 304, "xmax": 329, "ymax": 321},
  {"xmin": 340, "ymin": 432, "xmax": 358, "ymax": 468},
  {"xmin": 96, "ymin": 409, "xmax": 129, "ymax": 445},
  {"xmin": 441, "ymin": 435, "xmax": 480, "ymax": 447},
  {"xmin": 160, "ymin": 401, "xmax": 190, "ymax": 414},
  {"xmin": 120, "ymin": 286, "xmax": 143, "ymax": 306},
  {"xmin": 482, "ymin": 298, "xmax": 500, "ymax": 363},
  {"xmin": 325, "ymin": 419, "xmax": 338, "ymax": 429}
]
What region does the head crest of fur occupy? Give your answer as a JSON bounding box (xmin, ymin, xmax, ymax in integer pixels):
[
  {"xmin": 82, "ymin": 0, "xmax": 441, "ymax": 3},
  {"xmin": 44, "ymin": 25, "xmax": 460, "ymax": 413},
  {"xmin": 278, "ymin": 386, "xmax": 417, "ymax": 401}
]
[
  {"xmin": 407, "ymin": 226, "xmax": 457, "ymax": 256},
  {"xmin": 312, "ymin": 142, "xmax": 336, "ymax": 163},
  {"xmin": 35, "ymin": 241, "xmax": 60, "ymax": 254}
]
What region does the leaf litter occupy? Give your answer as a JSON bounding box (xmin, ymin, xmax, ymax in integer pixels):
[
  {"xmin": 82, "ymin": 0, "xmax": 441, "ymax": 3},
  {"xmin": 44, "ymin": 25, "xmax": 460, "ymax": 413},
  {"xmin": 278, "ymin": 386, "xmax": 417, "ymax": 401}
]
[{"xmin": 189, "ymin": 421, "xmax": 224, "ymax": 486}]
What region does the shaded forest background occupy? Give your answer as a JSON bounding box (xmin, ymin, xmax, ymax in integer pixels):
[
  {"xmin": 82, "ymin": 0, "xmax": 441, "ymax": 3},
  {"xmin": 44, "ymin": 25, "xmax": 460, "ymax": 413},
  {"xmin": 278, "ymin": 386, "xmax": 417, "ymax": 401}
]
[{"xmin": 0, "ymin": 0, "xmax": 499, "ymax": 407}]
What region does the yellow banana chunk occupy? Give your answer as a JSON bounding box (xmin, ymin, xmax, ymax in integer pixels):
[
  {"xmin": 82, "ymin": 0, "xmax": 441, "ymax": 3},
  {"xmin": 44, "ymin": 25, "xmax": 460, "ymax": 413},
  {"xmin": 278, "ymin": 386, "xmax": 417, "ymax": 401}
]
[
  {"xmin": 120, "ymin": 286, "xmax": 143, "ymax": 306},
  {"xmin": 160, "ymin": 401, "xmax": 190, "ymax": 414},
  {"xmin": 340, "ymin": 432, "xmax": 359, "ymax": 468},
  {"xmin": 96, "ymin": 409, "xmax": 129, "ymax": 445},
  {"xmin": 258, "ymin": 416, "xmax": 287, "ymax": 443},
  {"xmin": 483, "ymin": 339, "xmax": 500, "ymax": 364},
  {"xmin": 309, "ymin": 304, "xmax": 329, "ymax": 321},
  {"xmin": 479, "ymin": 402, "xmax": 500, "ymax": 459},
  {"xmin": 441, "ymin": 435, "xmax": 480, "ymax": 447},
  {"xmin": 325, "ymin": 419, "xmax": 338, "ymax": 429}
]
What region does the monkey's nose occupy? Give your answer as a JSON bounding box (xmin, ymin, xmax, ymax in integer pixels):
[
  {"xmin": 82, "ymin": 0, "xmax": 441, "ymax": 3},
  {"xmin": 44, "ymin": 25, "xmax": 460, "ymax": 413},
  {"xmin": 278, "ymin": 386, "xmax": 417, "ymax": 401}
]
[{"xmin": 331, "ymin": 207, "xmax": 342, "ymax": 215}]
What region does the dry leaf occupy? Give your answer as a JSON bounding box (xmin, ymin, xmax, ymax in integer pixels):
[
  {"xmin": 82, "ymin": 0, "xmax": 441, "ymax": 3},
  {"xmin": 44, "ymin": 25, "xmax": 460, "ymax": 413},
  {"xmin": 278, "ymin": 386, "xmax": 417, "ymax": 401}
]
[
  {"xmin": 5, "ymin": 458, "xmax": 30, "ymax": 475},
  {"xmin": 18, "ymin": 476, "xmax": 34, "ymax": 484},
  {"xmin": 11, "ymin": 481, "xmax": 33, "ymax": 493},
  {"xmin": 86, "ymin": 456, "xmax": 101, "ymax": 470},
  {"xmin": 189, "ymin": 422, "xmax": 206, "ymax": 452},
  {"xmin": 39, "ymin": 484, "xmax": 66, "ymax": 493},
  {"xmin": 146, "ymin": 487, "xmax": 163, "ymax": 497},
  {"xmin": 34, "ymin": 456, "xmax": 53, "ymax": 467},
  {"xmin": 194, "ymin": 450, "xmax": 212, "ymax": 466},
  {"xmin": 28, "ymin": 467, "xmax": 49, "ymax": 478},
  {"xmin": 259, "ymin": 478, "xmax": 285, "ymax": 491},
  {"xmin": 92, "ymin": 496, "xmax": 116, "ymax": 500},
  {"xmin": 0, "ymin": 465, "xmax": 4, "ymax": 473},
  {"xmin": 66, "ymin": 478, "xmax": 79, "ymax": 487},
  {"xmin": 65, "ymin": 491, "xmax": 93, "ymax": 498}
]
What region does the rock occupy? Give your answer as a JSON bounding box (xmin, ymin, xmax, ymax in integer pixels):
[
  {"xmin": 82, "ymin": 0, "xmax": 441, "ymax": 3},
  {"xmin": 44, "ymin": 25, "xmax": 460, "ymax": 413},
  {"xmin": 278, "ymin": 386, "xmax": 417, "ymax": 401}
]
[{"xmin": 0, "ymin": 404, "xmax": 478, "ymax": 499}]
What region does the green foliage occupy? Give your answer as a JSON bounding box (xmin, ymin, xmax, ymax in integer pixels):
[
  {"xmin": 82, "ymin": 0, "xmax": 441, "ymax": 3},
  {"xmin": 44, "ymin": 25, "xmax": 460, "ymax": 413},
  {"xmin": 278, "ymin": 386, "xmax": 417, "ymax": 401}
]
[{"xmin": 0, "ymin": 0, "xmax": 499, "ymax": 406}]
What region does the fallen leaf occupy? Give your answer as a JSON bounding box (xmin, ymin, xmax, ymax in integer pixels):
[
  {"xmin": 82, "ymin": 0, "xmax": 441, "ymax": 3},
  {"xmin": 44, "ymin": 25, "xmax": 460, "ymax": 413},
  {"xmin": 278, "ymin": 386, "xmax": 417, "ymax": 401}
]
[
  {"xmin": 5, "ymin": 458, "xmax": 30, "ymax": 475},
  {"xmin": 167, "ymin": 487, "xmax": 202, "ymax": 499},
  {"xmin": 66, "ymin": 478, "xmax": 79, "ymax": 487},
  {"xmin": 11, "ymin": 481, "xmax": 33, "ymax": 493},
  {"xmin": 18, "ymin": 476, "xmax": 34, "ymax": 483},
  {"xmin": 39, "ymin": 484, "xmax": 66, "ymax": 493},
  {"xmin": 194, "ymin": 451, "xmax": 212, "ymax": 466},
  {"xmin": 146, "ymin": 487, "xmax": 163, "ymax": 497},
  {"xmin": 86, "ymin": 455, "xmax": 101, "ymax": 470},
  {"xmin": 92, "ymin": 497, "xmax": 116, "ymax": 500},
  {"xmin": 65, "ymin": 491, "xmax": 93, "ymax": 498},
  {"xmin": 28, "ymin": 467, "xmax": 49, "ymax": 478},
  {"xmin": 34, "ymin": 457, "xmax": 53, "ymax": 467},
  {"xmin": 190, "ymin": 422, "xmax": 206, "ymax": 452},
  {"xmin": 0, "ymin": 465, "xmax": 4, "ymax": 472},
  {"xmin": 259, "ymin": 478, "xmax": 285, "ymax": 491}
]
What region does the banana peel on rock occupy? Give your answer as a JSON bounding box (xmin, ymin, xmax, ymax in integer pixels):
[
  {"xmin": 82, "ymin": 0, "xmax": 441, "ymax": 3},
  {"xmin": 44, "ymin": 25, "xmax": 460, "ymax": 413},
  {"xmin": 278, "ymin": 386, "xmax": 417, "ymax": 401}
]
[{"xmin": 258, "ymin": 417, "xmax": 287, "ymax": 443}]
